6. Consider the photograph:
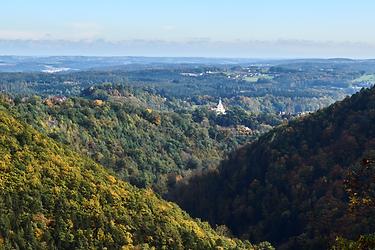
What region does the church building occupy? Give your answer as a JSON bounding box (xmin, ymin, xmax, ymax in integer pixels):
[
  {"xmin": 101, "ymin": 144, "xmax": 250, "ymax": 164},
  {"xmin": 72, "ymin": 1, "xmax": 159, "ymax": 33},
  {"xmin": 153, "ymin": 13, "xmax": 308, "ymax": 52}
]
[{"xmin": 215, "ymin": 98, "xmax": 226, "ymax": 115}]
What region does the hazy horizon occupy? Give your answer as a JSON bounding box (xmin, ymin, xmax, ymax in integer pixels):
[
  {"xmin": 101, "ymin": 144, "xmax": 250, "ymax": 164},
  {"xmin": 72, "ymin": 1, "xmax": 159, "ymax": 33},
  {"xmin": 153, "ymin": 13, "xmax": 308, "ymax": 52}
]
[
  {"xmin": 1, "ymin": 53, "xmax": 374, "ymax": 61},
  {"xmin": 2, "ymin": 0, "xmax": 375, "ymax": 58}
]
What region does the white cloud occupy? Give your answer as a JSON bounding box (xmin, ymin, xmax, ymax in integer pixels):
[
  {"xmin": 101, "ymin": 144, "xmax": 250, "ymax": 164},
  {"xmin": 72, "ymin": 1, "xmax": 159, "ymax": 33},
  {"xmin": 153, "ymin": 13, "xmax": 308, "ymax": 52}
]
[
  {"xmin": 0, "ymin": 38, "xmax": 375, "ymax": 58},
  {"xmin": 0, "ymin": 22, "xmax": 104, "ymax": 41},
  {"xmin": 0, "ymin": 30, "xmax": 49, "ymax": 40}
]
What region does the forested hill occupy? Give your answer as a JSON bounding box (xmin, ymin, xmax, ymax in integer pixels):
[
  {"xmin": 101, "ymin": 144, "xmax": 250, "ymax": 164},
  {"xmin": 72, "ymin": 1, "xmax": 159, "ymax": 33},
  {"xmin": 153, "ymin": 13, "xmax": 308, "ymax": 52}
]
[
  {"xmin": 169, "ymin": 86, "xmax": 375, "ymax": 249},
  {"xmin": 0, "ymin": 106, "xmax": 272, "ymax": 249},
  {"xmin": 0, "ymin": 86, "xmax": 248, "ymax": 194}
]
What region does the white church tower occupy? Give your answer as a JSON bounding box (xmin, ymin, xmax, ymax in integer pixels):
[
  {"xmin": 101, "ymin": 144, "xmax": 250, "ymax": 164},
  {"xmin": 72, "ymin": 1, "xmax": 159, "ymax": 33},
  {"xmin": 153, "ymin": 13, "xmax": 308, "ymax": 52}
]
[{"xmin": 216, "ymin": 98, "xmax": 226, "ymax": 115}]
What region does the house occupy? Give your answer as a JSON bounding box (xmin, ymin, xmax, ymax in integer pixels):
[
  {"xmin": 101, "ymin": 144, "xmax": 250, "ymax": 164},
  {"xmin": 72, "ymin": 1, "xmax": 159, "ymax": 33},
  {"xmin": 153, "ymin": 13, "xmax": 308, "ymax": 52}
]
[
  {"xmin": 43, "ymin": 96, "xmax": 67, "ymax": 107},
  {"xmin": 51, "ymin": 96, "xmax": 67, "ymax": 104}
]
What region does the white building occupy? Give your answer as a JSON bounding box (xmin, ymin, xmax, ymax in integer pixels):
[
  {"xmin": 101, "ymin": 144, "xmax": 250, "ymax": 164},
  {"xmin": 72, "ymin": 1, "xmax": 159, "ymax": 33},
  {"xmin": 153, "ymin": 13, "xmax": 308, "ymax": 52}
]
[{"xmin": 215, "ymin": 98, "xmax": 226, "ymax": 115}]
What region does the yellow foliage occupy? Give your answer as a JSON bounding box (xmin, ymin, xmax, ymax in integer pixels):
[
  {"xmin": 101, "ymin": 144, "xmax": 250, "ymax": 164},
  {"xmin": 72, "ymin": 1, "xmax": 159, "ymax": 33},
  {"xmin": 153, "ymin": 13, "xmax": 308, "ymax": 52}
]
[
  {"xmin": 93, "ymin": 99, "xmax": 105, "ymax": 106},
  {"xmin": 26, "ymin": 164, "xmax": 34, "ymax": 173},
  {"xmin": 121, "ymin": 245, "xmax": 134, "ymax": 250},
  {"xmin": 192, "ymin": 226, "xmax": 207, "ymax": 239},
  {"xmin": 52, "ymin": 186, "xmax": 61, "ymax": 195},
  {"xmin": 28, "ymin": 174, "xmax": 41, "ymax": 187},
  {"xmin": 157, "ymin": 203, "xmax": 169, "ymax": 212},
  {"xmin": 107, "ymin": 175, "xmax": 117, "ymax": 184},
  {"xmin": 34, "ymin": 227, "xmax": 44, "ymax": 240},
  {"xmin": 97, "ymin": 228, "xmax": 106, "ymax": 241},
  {"xmin": 85, "ymin": 195, "xmax": 101, "ymax": 212},
  {"xmin": 67, "ymin": 219, "xmax": 74, "ymax": 229},
  {"xmin": 0, "ymin": 154, "xmax": 11, "ymax": 171}
]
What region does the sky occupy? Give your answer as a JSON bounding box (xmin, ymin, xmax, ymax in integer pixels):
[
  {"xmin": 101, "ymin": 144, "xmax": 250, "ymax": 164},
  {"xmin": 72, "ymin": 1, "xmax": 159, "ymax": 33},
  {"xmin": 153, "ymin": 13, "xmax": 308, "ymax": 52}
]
[{"xmin": 1, "ymin": 0, "xmax": 375, "ymax": 58}]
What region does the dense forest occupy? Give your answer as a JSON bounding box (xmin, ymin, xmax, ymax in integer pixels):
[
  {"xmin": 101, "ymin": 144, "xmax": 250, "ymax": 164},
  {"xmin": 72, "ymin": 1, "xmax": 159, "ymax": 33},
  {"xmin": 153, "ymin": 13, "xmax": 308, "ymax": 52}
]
[
  {"xmin": 0, "ymin": 105, "xmax": 275, "ymax": 249},
  {"xmin": 0, "ymin": 60, "xmax": 374, "ymax": 249},
  {"xmin": 1, "ymin": 60, "xmax": 371, "ymax": 194},
  {"xmin": 0, "ymin": 83, "xmax": 280, "ymax": 193},
  {"xmin": 169, "ymin": 86, "xmax": 375, "ymax": 249}
]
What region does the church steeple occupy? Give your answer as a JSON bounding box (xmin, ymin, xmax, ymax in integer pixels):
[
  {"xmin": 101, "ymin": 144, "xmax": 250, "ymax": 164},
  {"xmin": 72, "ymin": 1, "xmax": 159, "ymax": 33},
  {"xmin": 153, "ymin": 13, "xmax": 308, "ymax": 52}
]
[{"xmin": 216, "ymin": 98, "xmax": 226, "ymax": 115}]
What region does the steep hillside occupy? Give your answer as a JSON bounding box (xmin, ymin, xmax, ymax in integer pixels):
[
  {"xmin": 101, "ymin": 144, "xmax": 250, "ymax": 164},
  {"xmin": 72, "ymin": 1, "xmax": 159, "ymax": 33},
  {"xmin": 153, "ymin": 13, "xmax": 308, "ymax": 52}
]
[
  {"xmin": 0, "ymin": 107, "xmax": 272, "ymax": 249},
  {"xmin": 3, "ymin": 92, "xmax": 236, "ymax": 193},
  {"xmin": 3, "ymin": 84, "xmax": 280, "ymax": 194},
  {"xmin": 169, "ymin": 87, "xmax": 375, "ymax": 249}
]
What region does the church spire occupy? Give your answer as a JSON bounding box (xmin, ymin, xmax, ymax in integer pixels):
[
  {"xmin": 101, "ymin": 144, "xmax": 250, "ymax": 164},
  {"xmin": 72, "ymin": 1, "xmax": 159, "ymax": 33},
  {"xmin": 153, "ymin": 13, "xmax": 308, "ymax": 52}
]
[{"xmin": 216, "ymin": 98, "xmax": 226, "ymax": 115}]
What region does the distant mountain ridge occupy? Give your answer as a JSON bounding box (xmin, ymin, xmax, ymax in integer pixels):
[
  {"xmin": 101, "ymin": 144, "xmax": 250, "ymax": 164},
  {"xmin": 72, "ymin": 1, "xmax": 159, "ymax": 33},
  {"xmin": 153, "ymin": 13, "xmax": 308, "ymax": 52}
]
[
  {"xmin": 2, "ymin": 56, "xmax": 375, "ymax": 73},
  {"xmin": 0, "ymin": 56, "xmax": 268, "ymax": 73}
]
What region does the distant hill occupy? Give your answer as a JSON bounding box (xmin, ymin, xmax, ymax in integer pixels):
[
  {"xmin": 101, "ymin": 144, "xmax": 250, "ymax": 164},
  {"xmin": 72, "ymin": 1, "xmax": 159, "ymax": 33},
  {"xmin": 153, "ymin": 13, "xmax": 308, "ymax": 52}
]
[
  {"xmin": 0, "ymin": 106, "xmax": 272, "ymax": 249},
  {"xmin": 169, "ymin": 87, "xmax": 375, "ymax": 249},
  {"xmin": 2, "ymin": 56, "xmax": 375, "ymax": 73},
  {"xmin": 0, "ymin": 56, "xmax": 266, "ymax": 73}
]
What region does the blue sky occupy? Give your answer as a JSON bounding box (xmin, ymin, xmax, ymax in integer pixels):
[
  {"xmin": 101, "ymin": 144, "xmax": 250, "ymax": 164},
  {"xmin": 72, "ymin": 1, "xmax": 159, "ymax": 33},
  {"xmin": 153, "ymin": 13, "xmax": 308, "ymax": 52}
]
[{"xmin": 1, "ymin": 0, "xmax": 375, "ymax": 57}]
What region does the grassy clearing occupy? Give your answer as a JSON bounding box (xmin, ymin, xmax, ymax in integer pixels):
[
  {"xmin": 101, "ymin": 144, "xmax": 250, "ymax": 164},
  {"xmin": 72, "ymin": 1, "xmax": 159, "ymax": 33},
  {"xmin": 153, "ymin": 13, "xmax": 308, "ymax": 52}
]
[
  {"xmin": 352, "ymin": 74, "xmax": 375, "ymax": 83},
  {"xmin": 244, "ymin": 75, "xmax": 273, "ymax": 83}
]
